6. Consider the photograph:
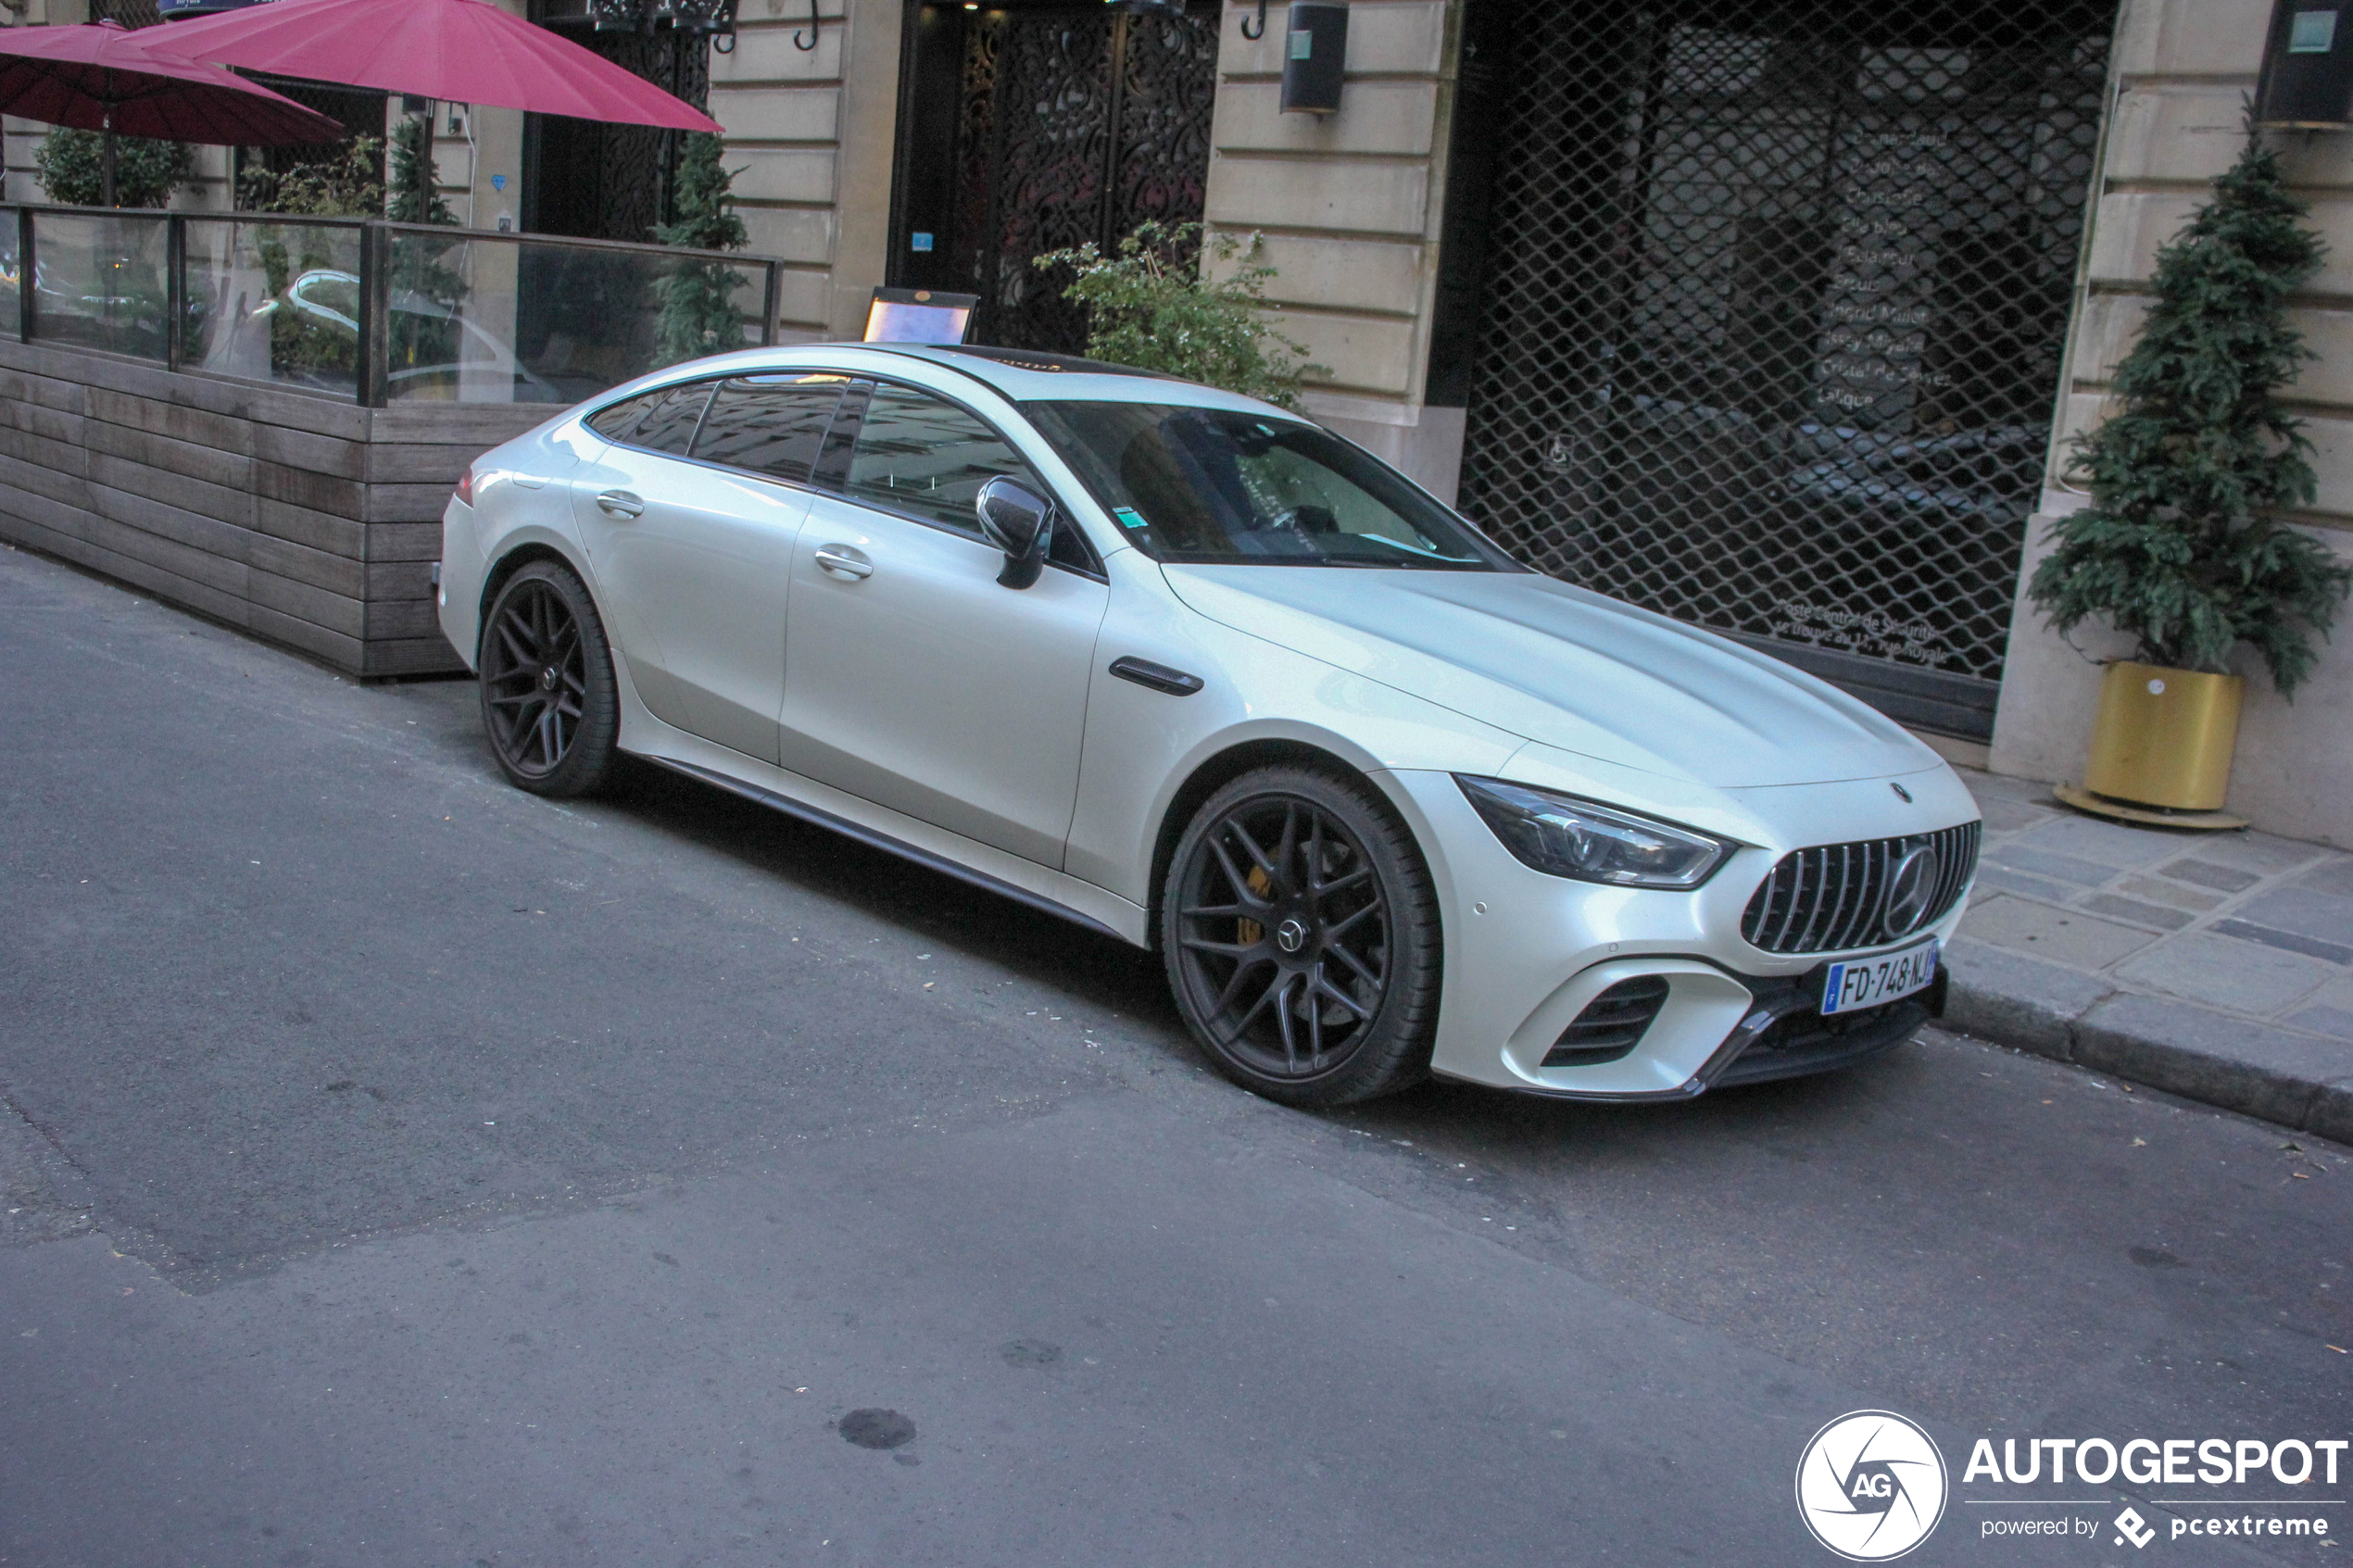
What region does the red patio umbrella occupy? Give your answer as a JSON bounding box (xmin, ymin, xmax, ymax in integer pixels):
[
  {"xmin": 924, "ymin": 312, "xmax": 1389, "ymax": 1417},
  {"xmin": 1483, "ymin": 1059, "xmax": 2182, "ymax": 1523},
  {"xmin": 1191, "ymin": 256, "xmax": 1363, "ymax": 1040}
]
[
  {"xmin": 0, "ymin": 19, "xmax": 344, "ymax": 205},
  {"xmin": 161, "ymin": 0, "xmax": 724, "ymax": 133}
]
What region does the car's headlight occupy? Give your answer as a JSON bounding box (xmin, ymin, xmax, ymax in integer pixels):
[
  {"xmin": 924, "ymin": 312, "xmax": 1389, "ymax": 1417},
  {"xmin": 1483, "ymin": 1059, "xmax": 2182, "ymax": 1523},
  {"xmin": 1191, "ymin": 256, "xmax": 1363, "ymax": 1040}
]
[{"xmin": 1454, "ymin": 776, "xmax": 1736, "ymax": 890}]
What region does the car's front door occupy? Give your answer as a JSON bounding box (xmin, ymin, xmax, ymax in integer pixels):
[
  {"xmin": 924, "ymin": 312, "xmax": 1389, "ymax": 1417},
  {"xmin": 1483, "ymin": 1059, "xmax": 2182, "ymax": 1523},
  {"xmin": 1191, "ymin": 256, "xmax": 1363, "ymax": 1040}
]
[
  {"xmin": 778, "ymin": 380, "xmax": 1110, "ymax": 869},
  {"xmin": 572, "ymin": 374, "xmax": 842, "ymax": 763}
]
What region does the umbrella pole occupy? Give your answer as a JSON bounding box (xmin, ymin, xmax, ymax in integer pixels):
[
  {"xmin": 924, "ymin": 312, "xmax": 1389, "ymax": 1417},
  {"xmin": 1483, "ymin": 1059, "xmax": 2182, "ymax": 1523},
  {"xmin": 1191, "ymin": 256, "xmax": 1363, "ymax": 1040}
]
[{"xmin": 101, "ymin": 108, "xmax": 118, "ymax": 209}]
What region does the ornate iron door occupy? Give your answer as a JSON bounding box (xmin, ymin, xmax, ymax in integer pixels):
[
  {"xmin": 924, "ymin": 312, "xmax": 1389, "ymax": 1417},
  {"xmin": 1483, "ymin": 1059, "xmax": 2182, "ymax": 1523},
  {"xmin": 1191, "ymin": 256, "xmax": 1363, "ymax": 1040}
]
[
  {"xmin": 526, "ymin": 9, "xmax": 711, "ymax": 242},
  {"xmin": 1449, "ymin": 0, "xmax": 2115, "ymax": 737},
  {"xmin": 939, "ymin": 2, "xmax": 1218, "ymax": 352}
]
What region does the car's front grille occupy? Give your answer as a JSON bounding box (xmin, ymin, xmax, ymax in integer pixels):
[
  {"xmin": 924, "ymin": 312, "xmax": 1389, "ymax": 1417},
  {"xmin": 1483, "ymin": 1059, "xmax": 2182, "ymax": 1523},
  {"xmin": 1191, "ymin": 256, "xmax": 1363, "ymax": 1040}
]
[
  {"xmin": 1740, "ymin": 822, "xmax": 1979, "ymax": 956},
  {"xmin": 1543, "ymin": 975, "xmax": 1672, "ymax": 1068}
]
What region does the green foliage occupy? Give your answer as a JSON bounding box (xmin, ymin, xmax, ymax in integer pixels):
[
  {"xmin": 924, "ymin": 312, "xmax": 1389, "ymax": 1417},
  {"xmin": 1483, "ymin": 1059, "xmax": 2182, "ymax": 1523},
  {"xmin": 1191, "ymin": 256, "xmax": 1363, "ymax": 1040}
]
[
  {"xmin": 659, "ymin": 132, "xmax": 749, "ymax": 253},
  {"xmin": 1033, "ymin": 221, "xmax": 1325, "ymax": 408},
  {"xmin": 2030, "ymin": 132, "xmax": 2352, "ymax": 696},
  {"xmin": 236, "ymin": 139, "xmax": 384, "ymax": 383},
  {"xmin": 653, "ymin": 132, "xmax": 750, "ymax": 367},
  {"xmin": 235, "ymin": 136, "xmax": 384, "ymax": 218},
  {"xmin": 34, "ymin": 127, "xmax": 191, "ymax": 208},
  {"xmin": 383, "ymin": 117, "xmax": 467, "ymax": 382},
  {"xmin": 385, "ymin": 114, "xmax": 455, "ymax": 226}
]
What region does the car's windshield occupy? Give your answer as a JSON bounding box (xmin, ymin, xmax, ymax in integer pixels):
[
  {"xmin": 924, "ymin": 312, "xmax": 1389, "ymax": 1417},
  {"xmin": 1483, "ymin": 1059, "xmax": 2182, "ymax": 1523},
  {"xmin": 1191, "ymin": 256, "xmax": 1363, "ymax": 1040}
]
[{"xmin": 1025, "ymin": 401, "xmax": 1507, "ymax": 570}]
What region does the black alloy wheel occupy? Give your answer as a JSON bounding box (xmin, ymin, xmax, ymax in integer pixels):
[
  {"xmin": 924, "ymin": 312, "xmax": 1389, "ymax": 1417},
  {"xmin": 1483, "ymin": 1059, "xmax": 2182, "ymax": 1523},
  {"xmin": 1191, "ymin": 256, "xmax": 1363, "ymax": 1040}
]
[
  {"xmin": 477, "ymin": 560, "xmax": 621, "ymax": 797},
  {"xmin": 1164, "ymin": 767, "xmax": 1441, "ymax": 1107}
]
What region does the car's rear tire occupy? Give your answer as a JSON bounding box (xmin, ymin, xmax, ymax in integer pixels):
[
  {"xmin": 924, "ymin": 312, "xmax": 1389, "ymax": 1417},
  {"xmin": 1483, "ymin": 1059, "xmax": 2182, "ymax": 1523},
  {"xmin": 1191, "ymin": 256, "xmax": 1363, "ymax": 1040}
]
[
  {"xmin": 477, "ymin": 559, "xmax": 621, "ymax": 797},
  {"xmin": 1162, "ymin": 766, "xmax": 1441, "ymax": 1107}
]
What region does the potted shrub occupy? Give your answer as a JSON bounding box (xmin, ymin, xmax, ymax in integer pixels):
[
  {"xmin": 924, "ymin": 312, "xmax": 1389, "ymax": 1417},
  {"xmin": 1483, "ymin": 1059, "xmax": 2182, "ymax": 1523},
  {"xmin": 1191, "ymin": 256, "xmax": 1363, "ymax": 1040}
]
[
  {"xmin": 2030, "ymin": 131, "xmax": 2351, "ymax": 820},
  {"xmin": 33, "ymin": 127, "xmax": 191, "ymax": 209},
  {"xmin": 1035, "ymin": 220, "xmax": 1326, "ymax": 407}
]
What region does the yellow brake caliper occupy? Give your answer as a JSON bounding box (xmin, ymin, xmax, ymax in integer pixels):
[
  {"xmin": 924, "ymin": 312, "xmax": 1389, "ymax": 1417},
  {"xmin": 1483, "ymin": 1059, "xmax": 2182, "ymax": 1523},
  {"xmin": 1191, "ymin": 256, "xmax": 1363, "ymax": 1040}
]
[{"xmin": 1237, "ymin": 865, "xmax": 1272, "ymax": 947}]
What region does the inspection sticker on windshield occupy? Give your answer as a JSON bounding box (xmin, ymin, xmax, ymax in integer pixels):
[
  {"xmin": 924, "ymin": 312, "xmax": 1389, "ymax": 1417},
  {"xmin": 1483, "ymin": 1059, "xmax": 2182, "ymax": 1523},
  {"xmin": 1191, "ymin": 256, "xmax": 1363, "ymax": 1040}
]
[
  {"xmin": 1820, "ymin": 938, "xmax": 1938, "ymax": 1015},
  {"xmin": 1114, "ymin": 507, "xmax": 1150, "ymax": 530}
]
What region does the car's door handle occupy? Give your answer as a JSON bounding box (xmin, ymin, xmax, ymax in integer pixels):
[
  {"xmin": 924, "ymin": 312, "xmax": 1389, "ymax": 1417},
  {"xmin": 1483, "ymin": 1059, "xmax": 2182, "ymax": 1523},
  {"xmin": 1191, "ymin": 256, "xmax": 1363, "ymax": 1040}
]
[
  {"xmin": 596, "ymin": 489, "xmax": 645, "ymax": 520},
  {"xmin": 813, "ymin": 545, "xmax": 874, "ymax": 581},
  {"xmin": 1108, "ymin": 656, "xmax": 1204, "ymax": 696}
]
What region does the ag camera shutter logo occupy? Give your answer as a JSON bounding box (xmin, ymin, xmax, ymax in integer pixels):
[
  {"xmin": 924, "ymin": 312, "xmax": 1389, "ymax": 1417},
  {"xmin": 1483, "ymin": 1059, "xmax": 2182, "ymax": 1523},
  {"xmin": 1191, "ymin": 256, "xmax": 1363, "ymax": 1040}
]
[{"xmin": 1796, "ymin": 1411, "xmax": 1950, "ymax": 1561}]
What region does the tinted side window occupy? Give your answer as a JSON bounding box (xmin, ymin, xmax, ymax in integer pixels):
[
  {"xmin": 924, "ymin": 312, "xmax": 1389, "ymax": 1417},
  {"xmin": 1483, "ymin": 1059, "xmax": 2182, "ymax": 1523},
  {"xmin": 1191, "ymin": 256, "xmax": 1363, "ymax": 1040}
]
[
  {"xmin": 632, "ymin": 382, "xmax": 720, "ymax": 456},
  {"xmin": 841, "ymin": 384, "xmax": 1038, "ymax": 535},
  {"xmin": 585, "ymin": 390, "xmax": 661, "ymax": 443},
  {"xmin": 692, "ymin": 375, "xmax": 844, "ymax": 483}
]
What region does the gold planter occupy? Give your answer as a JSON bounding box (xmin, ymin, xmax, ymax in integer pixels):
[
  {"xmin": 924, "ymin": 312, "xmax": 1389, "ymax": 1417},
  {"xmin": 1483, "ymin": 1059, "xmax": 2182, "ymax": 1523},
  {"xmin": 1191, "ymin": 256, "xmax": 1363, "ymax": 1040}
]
[{"xmin": 2081, "ymin": 660, "xmax": 2243, "ymax": 812}]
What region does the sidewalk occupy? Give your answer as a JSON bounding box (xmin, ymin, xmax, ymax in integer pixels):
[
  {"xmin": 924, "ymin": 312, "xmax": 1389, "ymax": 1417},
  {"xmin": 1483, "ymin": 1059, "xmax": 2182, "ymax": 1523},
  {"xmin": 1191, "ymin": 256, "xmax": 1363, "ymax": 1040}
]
[{"xmin": 1943, "ymin": 768, "xmax": 2353, "ymax": 1143}]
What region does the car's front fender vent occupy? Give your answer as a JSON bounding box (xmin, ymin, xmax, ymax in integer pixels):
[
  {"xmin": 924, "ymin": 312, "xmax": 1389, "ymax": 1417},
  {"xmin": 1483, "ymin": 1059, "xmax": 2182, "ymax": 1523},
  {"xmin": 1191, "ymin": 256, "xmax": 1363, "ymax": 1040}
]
[
  {"xmin": 1740, "ymin": 822, "xmax": 1979, "ymax": 956},
  {"xmin": 1543, "ymin": 975, "xmax": 1673, "ymax": 1068}
]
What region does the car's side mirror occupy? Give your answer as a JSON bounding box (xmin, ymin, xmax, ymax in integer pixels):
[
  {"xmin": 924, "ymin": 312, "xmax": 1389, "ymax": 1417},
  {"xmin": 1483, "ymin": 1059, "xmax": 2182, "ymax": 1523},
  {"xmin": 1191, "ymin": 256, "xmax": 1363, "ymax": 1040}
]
[{"xmin": 975, "ymin": 476, "xmax": 1054, "ymax": 590}]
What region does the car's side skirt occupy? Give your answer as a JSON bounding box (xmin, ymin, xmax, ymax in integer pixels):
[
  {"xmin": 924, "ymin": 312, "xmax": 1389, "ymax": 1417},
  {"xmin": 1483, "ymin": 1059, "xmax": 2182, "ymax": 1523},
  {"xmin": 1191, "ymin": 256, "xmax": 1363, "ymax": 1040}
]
[{"xmin": 631, "ymin": 727, "xmax": 1151, "ymax": 947}]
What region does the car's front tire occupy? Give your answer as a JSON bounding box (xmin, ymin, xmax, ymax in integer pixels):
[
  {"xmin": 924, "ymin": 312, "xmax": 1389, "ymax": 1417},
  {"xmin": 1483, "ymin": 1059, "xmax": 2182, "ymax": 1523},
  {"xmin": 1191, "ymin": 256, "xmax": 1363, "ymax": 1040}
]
[
  {"xmin": 1162, "ymin": 766, "xmax": 1442, "ymax": 1107},
  {"xmin": 477, "ymin": 559, "xmax": 621, "ymax": 797}
]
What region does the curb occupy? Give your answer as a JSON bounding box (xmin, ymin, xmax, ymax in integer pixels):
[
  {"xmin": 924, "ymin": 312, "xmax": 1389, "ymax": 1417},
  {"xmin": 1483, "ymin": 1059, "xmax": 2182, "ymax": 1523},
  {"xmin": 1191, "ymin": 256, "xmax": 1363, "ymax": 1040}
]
[{"xmin": 1941, "ymin": 937, "xmax": 2353, "ymax": 1144}]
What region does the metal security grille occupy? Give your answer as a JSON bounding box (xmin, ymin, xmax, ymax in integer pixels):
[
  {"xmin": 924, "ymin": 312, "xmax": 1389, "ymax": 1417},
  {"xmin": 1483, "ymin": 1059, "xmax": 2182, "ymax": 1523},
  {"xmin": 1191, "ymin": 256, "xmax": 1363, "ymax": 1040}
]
[
  {"xmin": 1741, "ymin": 821, "xmax": 1980, "ymax": 954},
  {"xmin": 1451, "ymin": 1, "xmax": 2114, "ymax": 736},
  {"xmin": 942, "ymin": 2, "xmax": 1218, "ymax": 352}
]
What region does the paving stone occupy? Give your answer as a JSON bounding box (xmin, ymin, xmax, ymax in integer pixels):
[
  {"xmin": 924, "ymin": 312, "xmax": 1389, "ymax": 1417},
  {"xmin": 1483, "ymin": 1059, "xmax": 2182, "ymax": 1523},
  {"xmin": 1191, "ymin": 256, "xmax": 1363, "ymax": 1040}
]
[
  {"xmin": 1983, "ymin": 846, "xmax": 2118, "ymax": 886},
  {"xmin": 1955, "ymin": 767, "xmax": 2051, "ymax": 806},
  {"xmin": 2161, "ymin": 859, "xmax": 2261, "ymax": 894},
  {"xmin": 1940, "ymin": 936, "xmax": 2111, "ymax": 1060},
  {"xmin": 2209, "ymin": 920, "xmax": 2353, "ymax": 967},
  {"xmin": 2285, "ymin": 1005, "xmax": 2353, "ymax": 1043},
  {"xmin": 1958, "ymin": 893, "xmax": 2158, "ymax": 968},
  {"xmin": 2072, "ymin": 994, "xmax": 2342, "ymax": 1130},
  {"xmin": 2235, "ymin": 887, "xmax": 2353, "ymax": 947},
  {"xmin": 2298, "ymin": 974, "xmax": 2353, "ymax": 1014},
  {"xmin": 2113, "ymin": 931, "xmax": 2333, "ymax": 1015},
  {"xmin": 2294, "ymin": 859, "xmax": 2353, "ymax": 900},
  {"xmin": 1977, "ymin": 797, "xmax": 2056, "ymax": 833},
  {"xmin": 2186, "ymin": 832, "xmax": 2330, "ymax": 876},
  {"xmin": 1972, "ymin": 865, "xmax": 2082, "ymax": 905},
  {"xmin": 2117, "ymin": 874, "xmax": 2222, "ymax": 913},
  {"xmin": 2076, "ymin": 894, "xmax": 2193, "ymax": 932},
  {"xmin": 2009, "ymin": 814, "xmax": 2193, "ymax": 871}
]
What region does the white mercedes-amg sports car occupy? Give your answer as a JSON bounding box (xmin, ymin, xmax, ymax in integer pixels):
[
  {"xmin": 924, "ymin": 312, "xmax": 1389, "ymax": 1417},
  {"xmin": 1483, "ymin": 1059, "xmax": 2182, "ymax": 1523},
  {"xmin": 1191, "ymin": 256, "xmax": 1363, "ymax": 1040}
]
[{"xmin": 438, "ymin": 343, "xmax": 1980, "ymax": 1107}]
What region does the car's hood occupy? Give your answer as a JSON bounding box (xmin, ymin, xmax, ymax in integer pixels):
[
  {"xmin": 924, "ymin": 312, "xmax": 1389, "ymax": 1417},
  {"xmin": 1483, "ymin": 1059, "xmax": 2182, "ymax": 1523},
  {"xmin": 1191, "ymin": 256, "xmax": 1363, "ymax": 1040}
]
[{"xmin": 1160, "ymin": 566, "xmax": 1940, "ymax": 788}]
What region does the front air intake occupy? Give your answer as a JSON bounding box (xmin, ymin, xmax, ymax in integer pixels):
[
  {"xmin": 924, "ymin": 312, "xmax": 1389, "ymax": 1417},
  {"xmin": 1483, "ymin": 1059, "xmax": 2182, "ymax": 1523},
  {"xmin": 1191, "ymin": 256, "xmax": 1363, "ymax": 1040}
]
[{"xmin": 1543, "ymin": 975, "xmax": 1672, "ymax": 1068}]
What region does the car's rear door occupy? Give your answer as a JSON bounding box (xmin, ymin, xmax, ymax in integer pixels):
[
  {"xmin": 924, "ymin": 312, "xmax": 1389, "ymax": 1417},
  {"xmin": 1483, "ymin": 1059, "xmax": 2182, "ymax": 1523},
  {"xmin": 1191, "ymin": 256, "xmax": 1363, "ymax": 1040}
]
[
  {"xmin": 777, "ymin": 379, "xmax": 1109, "ymax": 869},
  {"xmin": 572, "ymin": 374, "xmax": 841, "ymax": 763}
]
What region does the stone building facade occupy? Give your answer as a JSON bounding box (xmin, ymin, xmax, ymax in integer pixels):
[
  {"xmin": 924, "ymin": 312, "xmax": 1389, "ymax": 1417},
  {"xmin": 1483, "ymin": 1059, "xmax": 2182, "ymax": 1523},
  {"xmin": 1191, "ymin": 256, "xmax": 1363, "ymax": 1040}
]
[{"xmin": 3, "ymin": 0, "xmax": 2349, "ymax": 843}]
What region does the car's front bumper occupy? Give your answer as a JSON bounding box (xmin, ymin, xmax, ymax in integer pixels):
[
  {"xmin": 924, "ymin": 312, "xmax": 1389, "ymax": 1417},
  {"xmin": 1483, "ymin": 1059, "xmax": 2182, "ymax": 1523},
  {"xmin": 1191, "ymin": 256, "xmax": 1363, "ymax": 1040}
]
[{"xmin": 1378, "ymin": 767, "xmax": 1973, "ymax": 1100}]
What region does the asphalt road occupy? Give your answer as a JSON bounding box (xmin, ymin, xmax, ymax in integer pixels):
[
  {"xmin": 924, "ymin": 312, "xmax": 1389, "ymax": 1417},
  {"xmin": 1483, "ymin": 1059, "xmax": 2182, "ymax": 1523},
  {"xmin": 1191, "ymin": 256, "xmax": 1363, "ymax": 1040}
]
[{"xmin": 0, "ymin": 541, "xmax": 2346, "ymax": 1568}]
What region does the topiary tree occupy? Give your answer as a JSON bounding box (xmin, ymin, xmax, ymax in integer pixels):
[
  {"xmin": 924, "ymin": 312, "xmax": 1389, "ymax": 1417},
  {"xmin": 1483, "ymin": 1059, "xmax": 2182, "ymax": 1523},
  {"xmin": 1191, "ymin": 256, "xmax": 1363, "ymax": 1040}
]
[
  {"xmin": 383, "ymin": 113, "xmax": 467, "ymax": 383},
  {"xmin": 34, "ymin": 127, "xmax": 191, "ymax": 208},
  {"xmin": 1034, "ymin": 220, "xmax": 1326, "ymax": 408},
  {"xmin": 386, "ymin": 112, "xmax": 455, "ymax": 225},
  {"xmin": 653, "ymin": 132, "xmax": 750, "ymax": 366},
  {"xmin": 2029, "ymin": 130, "xmax": 2352, "ymax": 696}
]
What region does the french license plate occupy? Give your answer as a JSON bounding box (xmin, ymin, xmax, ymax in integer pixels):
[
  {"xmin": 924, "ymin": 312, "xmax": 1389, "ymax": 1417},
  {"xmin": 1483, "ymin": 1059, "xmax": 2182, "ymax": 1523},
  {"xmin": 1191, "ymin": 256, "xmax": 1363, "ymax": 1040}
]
[{"xmin": 1820, "ymin": 939, "xmax": 1939, "ymax": 1016}]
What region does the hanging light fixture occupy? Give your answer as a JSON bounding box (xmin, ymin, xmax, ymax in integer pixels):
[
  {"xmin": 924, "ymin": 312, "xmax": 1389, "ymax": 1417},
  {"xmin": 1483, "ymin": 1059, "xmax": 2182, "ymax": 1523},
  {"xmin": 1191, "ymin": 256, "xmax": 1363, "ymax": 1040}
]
[{"xmin": 1280, "ymin": 0, "xmax": 1347, "ymax": 114}]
